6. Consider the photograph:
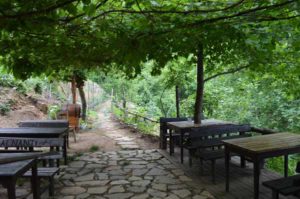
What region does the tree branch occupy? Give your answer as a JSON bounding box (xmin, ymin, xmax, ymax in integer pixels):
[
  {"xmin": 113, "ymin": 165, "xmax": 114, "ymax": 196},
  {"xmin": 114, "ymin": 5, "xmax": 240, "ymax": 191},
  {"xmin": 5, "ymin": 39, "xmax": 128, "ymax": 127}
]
[
  {"xmin": 0, "ymin": 0, "xmax": 78, "ymax": 20},
  {"xmin": 184, "ymin": 0, "xmax": 297, "ymax": 28},
  {"xmin": 204, "ymin": 65, "xmax": 250, "ymax": 82}
]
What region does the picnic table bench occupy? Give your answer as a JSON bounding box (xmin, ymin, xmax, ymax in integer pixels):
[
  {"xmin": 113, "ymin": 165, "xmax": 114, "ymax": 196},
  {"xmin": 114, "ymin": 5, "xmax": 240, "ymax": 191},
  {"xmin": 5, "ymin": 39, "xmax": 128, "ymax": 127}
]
[
  {"xmin": 0, "ymin": 151, "xmax": 56, "ymax": 199},
  {"xmin": 166, "ymin": 119, "xmax": 242, "ymax": 164},
  {"xmin": 263, "ymin": 174, "xmax": 300, "ymax": 199},
  {"xmin": 159, "ymin": 117, "xmax": 188, "ymax": 151},
  {"xmin": 0, "ymin": 127, "xmax": 68, "ymax": 165},
  {"xmin": 223, "ymin": 133, "xmax": 300, "ymax": 199},
  {"xmin": 0, "ymin": 137, "xmax": 64, "ymax": 197},
  {"xmin": 184, "ymin": 123, "xmax": 252, "ymax": 183},
  {"xmin": 18, "ymin": 120, "xmax": 71, "ymax": 147}
]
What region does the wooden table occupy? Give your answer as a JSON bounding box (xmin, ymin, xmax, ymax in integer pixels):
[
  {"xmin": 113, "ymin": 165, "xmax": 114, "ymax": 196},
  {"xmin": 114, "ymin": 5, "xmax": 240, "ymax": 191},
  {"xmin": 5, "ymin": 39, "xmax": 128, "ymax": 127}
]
[
  {"xmin": 0, "ymin": 152, "xmax": 45, "ymax": 199},
  {"xmin": 167, "ymin": 119, "xmax": 236, "ymax": 163},
  {"xmin": 223, "ymin": 133, "xmax": 300, "ymax": 199},
  {"xmin": 19, "ymin": 120, "xmax": 69, "ymax": 128},
  {"xmin": 0, "ymin": 128, "xmax": 68, "ymax": 164}
]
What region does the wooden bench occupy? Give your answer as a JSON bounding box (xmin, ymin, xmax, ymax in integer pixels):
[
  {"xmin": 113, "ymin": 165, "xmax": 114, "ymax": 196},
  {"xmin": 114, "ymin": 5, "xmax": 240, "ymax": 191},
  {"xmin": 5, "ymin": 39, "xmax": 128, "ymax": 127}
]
[
  {"xmin": 184, "ymin": 124, "xmax": 252, "ymax": 183},
  {"xmin": 159, "ymin": 117, "xmax": 188, "ymax": 152},
  {"xmin": 263, "ymin": 162, "xmax": 300, "ymax": 199},
  {"xmin": 0, "ymin": 158, "xmax": 39, "ymax": 199},
  {"xmin": 263, "ymin": 175, "xmax": 300, "ymax": 199},
  {"xmin": 0, "ymin": 137, "xmax": 64, "ymax": 196}
]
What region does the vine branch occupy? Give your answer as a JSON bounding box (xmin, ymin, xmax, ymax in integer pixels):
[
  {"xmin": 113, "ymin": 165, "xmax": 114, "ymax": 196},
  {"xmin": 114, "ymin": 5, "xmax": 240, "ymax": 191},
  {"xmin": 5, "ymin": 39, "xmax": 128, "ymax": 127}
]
[{"xmin": 204, "ymin": 65, "xmax": 250, "ymax": 82}]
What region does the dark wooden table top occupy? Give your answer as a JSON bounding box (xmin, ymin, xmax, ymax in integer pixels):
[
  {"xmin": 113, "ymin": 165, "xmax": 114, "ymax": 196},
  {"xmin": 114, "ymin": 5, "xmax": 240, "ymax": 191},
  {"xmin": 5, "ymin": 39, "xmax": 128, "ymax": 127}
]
[
  {"xmin": 223, "ymin": 133, "xmax": 300, "ymax": 154},
  {"xmin": 0, "ymin": 159, "xmax": 34, "ymax": 176},
  {"xmin": 167, "ymin": 119, "xmax": 235, "ymax": 130},
  {"xmin": 0, "ymin": 127, "xmax": 68, "ymax": 137}
]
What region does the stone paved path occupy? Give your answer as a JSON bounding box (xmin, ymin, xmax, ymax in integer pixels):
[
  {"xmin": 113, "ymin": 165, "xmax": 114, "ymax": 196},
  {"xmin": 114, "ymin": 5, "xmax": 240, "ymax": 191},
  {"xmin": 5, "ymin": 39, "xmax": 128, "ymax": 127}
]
[
  {"xmin": 56, "ymin": 149, "xmax": 214, "ymax": 199},
  {"xmin": 53, "ymin": 101, "xmax": 215, "ymax": 199}
]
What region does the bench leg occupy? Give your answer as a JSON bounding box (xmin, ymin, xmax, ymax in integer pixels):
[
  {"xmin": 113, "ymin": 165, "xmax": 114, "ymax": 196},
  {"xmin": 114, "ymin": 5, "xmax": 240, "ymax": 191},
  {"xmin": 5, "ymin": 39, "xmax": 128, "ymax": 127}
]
[
  {"xmin": 211, "ymin": 160, "xmax": 216, "ymax": 184},
  {"xmin": 272, "ymin": 190, "xmax": 279, "ymax": 199},
  {"xmin": 31, "ymin": 161, "xmax": 40, "ymax": 199},
  {"xmin": 200, "ymin": 159, "xmax": 204, "ymax": 175},
  {"xmin": 240, "ymin": 156, "xmax": 246, "ymax": 168},
  {"xmin": 169, "ymin": 131, "xmax": 174, "ymax": 155},
  {"xmin": 189, "ymin": 150, "xmax": 193, "ymax": 167},
  {"xmin": 7, "ymin": 179, "xmax": 16, "ymax": 199},
  {"xmin": 49, "ymin": 177, "xmax": 54, "ymax": 197},
  {"xmin": 64, "ymin": 135, "xmax": 68, "ymax": 165},
  {"xmin": 42, "ymin": 160, "xmax": 47, "ymax": 167},
  {"xmin": 49, "ymin": 147, "xmax": 54, "ymax": 167}
]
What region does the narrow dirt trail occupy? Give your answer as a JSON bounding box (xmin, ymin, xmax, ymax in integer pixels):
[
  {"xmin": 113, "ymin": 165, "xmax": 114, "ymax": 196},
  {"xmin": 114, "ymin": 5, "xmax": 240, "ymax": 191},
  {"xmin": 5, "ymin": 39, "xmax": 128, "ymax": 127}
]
[{"xmin": 68, "ymin": 100, "xmax": 158, "ymax": 154}]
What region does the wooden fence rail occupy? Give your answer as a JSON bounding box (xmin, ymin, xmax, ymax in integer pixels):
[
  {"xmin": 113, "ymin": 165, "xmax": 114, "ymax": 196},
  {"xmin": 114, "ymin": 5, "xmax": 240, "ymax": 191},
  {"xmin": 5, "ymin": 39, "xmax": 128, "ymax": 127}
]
[
  {"xmin": 113, "ymin": 102, "xmax": 281, "ymax": 135},
  {"xmin": 113, "ymin": 103, "xmax": 159, "ymax": 124}
]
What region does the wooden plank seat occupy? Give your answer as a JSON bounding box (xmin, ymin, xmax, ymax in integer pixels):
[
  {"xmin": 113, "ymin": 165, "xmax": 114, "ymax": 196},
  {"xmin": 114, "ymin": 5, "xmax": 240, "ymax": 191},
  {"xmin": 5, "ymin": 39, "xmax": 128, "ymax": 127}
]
[
  {"xmin": 23, "ymin": 167, "xmax": 60, "ymax": 197},
  {"xmin": 159, "ymin": 117, "xmax": 189, "ymax": 153},
  {"xmin": 263, "ymin": 162, "xmax": 300, "ymax": 199},
  {"xmin": 184, "ymin": 124, "xmax": 252, "ymax": 183},
  {"xmin": 0, "ymin": 137, "xmax": 64, "ymax": 196}
]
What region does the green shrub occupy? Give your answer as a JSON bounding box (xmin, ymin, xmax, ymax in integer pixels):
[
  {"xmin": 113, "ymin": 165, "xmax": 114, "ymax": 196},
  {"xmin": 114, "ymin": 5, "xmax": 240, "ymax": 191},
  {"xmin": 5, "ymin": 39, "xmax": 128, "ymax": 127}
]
[
  {"xmin": 89, "ymin": 145, "xmax": 99, "ymax": 152},
  {"xmin": 0, "ymin": 103, "xmax": 11, "ymax": 115},
  {"xmin": 7, "ymin": 99, "xmax": 16, "ymax": 106},
  {"xmin": 0, "ymin": 74, "xmax": 15, "ymax": 87},
  {"xmin": 34, "ymin": 83, "xmax": 43, "ymax": 94},
  {"xmin": 15, "ymin": 82, "xmax": 27, "ymax": 94},
  {"xmin": 48, "ymin": 105, "xmax": 60, "ymax": 119}
]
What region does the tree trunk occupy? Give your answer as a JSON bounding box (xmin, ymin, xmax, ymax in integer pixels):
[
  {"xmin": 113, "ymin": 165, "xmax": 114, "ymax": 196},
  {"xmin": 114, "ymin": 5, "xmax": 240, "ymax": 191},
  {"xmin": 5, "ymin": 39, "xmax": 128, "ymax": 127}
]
[
  {"xmin": 194, "ymin": 43, "xmax": 204, "ymax": 124},
  {"xmin": 122, "ymin": 86, "xmax": 127, "ymax": 119},
  {"xmin": 78, "ymin": 85, "xmax": 87, "ymax": 121},
  {"xmin": 175, "ymin": 85, "xmax": 180, "ymax": 118},
  {"xmin": 71, "ymin": 77, "xmax": 77, "ymax": 104}
]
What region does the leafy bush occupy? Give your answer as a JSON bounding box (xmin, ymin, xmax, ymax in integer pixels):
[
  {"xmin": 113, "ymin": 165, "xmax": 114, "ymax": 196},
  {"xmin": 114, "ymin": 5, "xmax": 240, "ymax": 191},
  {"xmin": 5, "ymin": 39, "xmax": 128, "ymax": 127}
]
[
  {"xmin": 0, "ymin": 103, "xmax": 11, "ymax": 115},
  {"xmin": 15, "ymin": 82, "xmax": 27, "ymax": 94},
  {"xmin": 48, "ymin": 105, "xmax": 60, "ymax": 119},
  {"xmin": 0, "ymin": 74, "xmax": 15, "ymax": 87},
  {"xmin": 89, "ymin": 145, "xmax": 99, "ymax": 152},
  {"xmin": 34, "ymin": 83, "xmax": 43, "ymax": 94},
  {"xmin": 0, "ymin": 74, "xmax": 27, "ymax": 94},
  {"xmin": 7, "ymin": 99, "xmax": 16, "ymax": 107}
]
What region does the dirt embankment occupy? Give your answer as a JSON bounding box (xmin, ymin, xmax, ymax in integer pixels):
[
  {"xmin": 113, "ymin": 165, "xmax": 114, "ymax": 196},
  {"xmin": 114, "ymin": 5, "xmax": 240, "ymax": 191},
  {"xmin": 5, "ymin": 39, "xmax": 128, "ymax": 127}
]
[{"xmin": 0, "ymin": 87, "xmax": 50, "ymax": 127}]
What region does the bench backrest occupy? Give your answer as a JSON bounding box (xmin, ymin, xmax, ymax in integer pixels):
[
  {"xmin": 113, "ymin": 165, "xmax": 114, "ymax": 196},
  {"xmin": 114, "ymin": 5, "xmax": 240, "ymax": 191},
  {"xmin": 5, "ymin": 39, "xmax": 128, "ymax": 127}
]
[
  {"xmin": 159, "ymin": 117, "xmax": 189, "ymax": 149},
  {"xmin": 0, "ymin": 137, "xmax": 64, "ymax": 148},
  {"xmin": 188, "ymin": 124, "xmax": 252, "ymax": 148},
  {"xmin": 19, "ymin": 122, "xmax": 69, "ymax": 128},
  {"xmin": 160, "ymin": 117, "xmax": 189, "ymax": 129}
]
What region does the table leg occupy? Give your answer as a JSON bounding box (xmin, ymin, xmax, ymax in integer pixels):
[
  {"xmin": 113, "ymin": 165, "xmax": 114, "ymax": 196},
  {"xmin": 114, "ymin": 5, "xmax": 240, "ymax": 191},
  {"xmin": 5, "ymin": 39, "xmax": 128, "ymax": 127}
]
[
  {"xmin": 241, "ymin": 156, "xmax": 246, "ymax": 168},
  {"xmin": 31, "ymin": 160, "xmax": 40, "ymax": 199},
  {"xmin": 7, "ymin": 178, "xmax": 16, "ymax": 199},
  {"xmin": 180, "ymin": 132, "xmax": 184, "ymax": 164},
  {"xmin": 169, "ymin": 130, "xmax": 173, "ymax": 155},
  {"xmin": 64, "ymin": 135, "xmax": 68, "ymax": 165},
  {"xmin": 49, "ymin": 146, "xmax": 54, "ymax": 167},
  {"xmin": 225, "ymin": 146, "xmax": 230, "ymax": 192},
  {"xmin": 253, "ymin": 159, "xmax": 260, "ymax": 199},
  {"xmin": 284, "ymin": 155, "xmax": 288, "ymax": 177}
]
